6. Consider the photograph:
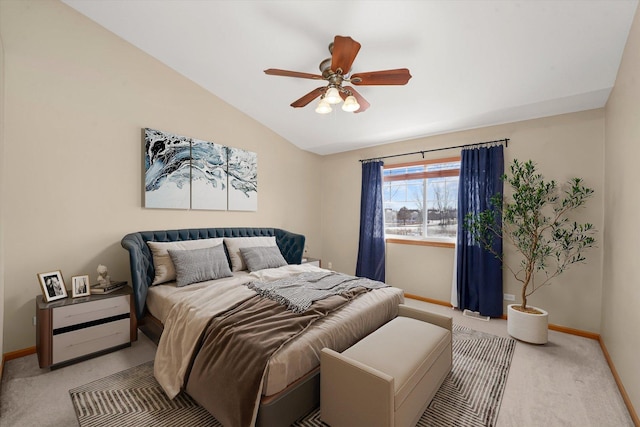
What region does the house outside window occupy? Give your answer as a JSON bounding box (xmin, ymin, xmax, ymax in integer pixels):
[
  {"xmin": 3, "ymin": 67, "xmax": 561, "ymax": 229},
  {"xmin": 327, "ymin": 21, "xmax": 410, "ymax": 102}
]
[{"xmin": 383, "ymin": 157, "xmax": 460, "ymax": 244}]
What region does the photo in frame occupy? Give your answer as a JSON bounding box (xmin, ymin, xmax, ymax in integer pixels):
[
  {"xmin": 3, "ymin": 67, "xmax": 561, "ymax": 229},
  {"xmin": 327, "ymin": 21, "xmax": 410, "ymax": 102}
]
[
  {"xmin": 37, "ymin": 270, "xmax": 68, "ymax": 302},
  {"xmin": 71, "ymin": 275, "xmax": 91, "ymax": 298}
]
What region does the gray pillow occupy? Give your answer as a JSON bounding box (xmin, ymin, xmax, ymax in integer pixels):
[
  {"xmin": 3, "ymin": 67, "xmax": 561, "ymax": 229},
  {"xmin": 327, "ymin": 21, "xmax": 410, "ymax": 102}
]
[
  {"xmin": 168, "ymin": 244, "xmax": 232, "ymax": 287},
  {"xmin": 240, "ymin": 246, "xmax": 288, "ymax": 272},
  {"xmin": 147, "ymin": 237, "xmax": 224, "ymax": 285}
]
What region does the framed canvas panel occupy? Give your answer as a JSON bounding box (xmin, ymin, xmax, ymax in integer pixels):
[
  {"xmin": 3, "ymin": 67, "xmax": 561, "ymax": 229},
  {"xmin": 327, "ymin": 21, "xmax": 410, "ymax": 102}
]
[
  {"xmin": 227, "ymin": 147, "xmax": 258, "ymax": 211},
  {"xmin": 37, "ymin": 270, "xmax": 68, "ymax": 302},
  {"xmin": 191, "ymin": 138, "xmax": 228, "ymax": 210},
  {"xmin": 71, "ymin": 275, "xmax": 91, "ymax": 298},
  {"xmin": 144, "ymin": 128, "xmax": 191, "ymax": 209}
]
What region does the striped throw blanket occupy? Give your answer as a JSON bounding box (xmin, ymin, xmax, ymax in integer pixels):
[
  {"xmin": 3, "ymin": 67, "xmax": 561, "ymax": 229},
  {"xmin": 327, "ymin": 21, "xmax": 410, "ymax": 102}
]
[{"xmin": 247, "ymin": 271, "xmax": 388, "ymax": 313}]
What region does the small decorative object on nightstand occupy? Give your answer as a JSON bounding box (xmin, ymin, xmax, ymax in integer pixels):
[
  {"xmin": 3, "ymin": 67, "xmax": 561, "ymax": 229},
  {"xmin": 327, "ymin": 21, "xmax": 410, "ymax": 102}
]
[
  {"xmin": 96, "ymin": 264, "xmax": 111, "ymax": 285},
  {"xmin": 91, "ymin": 280, "xmax": 126, "ymax": 294},
  {"xmin": 302, "ymin": 257, "xmax": 321, "ymax": 268},
  {"xmin": 36, "ymin": 285, "xmax": 137, "ymax": 369}
]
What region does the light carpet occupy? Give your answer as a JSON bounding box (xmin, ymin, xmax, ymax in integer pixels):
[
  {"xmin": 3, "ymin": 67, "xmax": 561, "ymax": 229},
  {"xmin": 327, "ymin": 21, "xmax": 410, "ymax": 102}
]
[{"xmin": 70, "ymin": 324, "xmax": 515, "ymax": 427}]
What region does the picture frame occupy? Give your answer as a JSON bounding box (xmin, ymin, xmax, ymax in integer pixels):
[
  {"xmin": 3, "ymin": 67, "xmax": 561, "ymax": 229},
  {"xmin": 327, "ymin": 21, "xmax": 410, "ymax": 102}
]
[
  {"xmin": 143, "ymin": 128, "xmax": 259, "ymax": 211},
  {"xmin": 37, "ymin": 270, "xmax": 68, "ymax": 302},
  {"xmin": 71, "ymin": 275, "xmax": 91, "ymax": 298}
]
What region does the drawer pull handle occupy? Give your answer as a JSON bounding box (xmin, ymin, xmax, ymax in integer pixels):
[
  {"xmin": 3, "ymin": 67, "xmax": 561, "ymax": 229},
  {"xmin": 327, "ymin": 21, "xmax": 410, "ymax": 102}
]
[
  {"xmin": 66, "ymin": 332, "xmax": 124, "ymax": 347},
  {"xmin": 64, "ymin": 305, "xmax": 123, "ymax": 318}
]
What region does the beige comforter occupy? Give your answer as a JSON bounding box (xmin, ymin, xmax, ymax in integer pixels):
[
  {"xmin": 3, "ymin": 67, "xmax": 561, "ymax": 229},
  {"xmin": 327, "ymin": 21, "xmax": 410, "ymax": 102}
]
[
  {"xmin": 153, "ymin": 264, "xmax": 404, "ymax": 420},
  {"xmin": 154, "ymin": 273, "xmax": 256, "ymax": 398},
  {"xmin": 187, "ymin": 289, "xmax": 364, "ymax": 427},
  {"xmin": 154, "ymin": 264, "xmax": 326, "ymax": 398}
]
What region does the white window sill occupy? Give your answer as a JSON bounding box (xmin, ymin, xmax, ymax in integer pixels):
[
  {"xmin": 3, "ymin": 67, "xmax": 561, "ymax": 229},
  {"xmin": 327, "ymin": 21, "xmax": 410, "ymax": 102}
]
[{"xmin": 385, "ymin": 236, "xmax": 455, "ymax": 248}]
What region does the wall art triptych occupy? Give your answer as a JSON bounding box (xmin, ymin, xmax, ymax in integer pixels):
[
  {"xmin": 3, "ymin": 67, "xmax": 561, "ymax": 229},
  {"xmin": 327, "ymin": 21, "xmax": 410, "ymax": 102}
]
[{"xmin": 144, "ymin": 128, "xmax": 257, "ymax": 211}]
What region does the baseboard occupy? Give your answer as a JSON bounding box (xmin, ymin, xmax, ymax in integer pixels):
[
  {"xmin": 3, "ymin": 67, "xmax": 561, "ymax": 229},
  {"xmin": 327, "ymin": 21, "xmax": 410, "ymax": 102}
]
[
  {"xmin": 598, "ymin": 338, "xmax": 640, "ymax": 426},
  {"xmin": 405, "ymin": 294, "xmax": 601, "ymax": 338},
  {"xmin": 547, "ymin": 323, "xmax": 600, "ymax": 340},
  {"xmin": 1, "ymin": 346, "xmax": 36, "ymax": 384},
  {"xmin": 3, "ymin": 346, "xmax": 36, "ymax": 362},
  {"xmin": 404, "ymin": 293, "xmax": 454, "ymax": 308}
]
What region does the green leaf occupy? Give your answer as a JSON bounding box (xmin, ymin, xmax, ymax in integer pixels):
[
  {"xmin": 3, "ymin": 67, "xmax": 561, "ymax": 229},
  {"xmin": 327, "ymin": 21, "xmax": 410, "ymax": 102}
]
[{"xmin": 465, "ymin": 158, "xmax": 597, "ymax": 298}]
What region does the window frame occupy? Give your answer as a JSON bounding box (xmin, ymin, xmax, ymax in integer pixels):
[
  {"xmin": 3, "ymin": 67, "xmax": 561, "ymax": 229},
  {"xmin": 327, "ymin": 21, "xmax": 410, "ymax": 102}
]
[{"xmin": 383, "ymin": 156, "xmax": 460, "ymax": 248}]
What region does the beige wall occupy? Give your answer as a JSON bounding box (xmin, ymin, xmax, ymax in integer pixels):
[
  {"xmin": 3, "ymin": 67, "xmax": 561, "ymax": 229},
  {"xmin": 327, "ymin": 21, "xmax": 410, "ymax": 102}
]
[
  {"xmin": 0, "ymin": 4, "xmax": 6, "ymax": 363},
  {"xmin": 322, "ymin": 109, "xmax": 605, "ymax": 333},
  {"xmin": 603, "ymin": 4, "xmax": 640, "ymax": 417},
  {"xmin": 0, "ymin": 0, "xmax": 322, "ymax": 353}
]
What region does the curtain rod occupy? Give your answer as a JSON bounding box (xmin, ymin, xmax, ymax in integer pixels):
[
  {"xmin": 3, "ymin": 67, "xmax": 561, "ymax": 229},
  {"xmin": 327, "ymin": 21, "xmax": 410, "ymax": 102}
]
[{"xmin": 359, "ymin": 138, "xmax": 509, "ymax": 163}]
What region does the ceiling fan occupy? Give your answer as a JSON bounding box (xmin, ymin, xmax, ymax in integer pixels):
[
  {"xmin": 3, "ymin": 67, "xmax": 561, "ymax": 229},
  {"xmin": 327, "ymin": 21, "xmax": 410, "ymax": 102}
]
[{"xmin": 264, "ymin": 35, "xmax": 412, "ymax": 114}]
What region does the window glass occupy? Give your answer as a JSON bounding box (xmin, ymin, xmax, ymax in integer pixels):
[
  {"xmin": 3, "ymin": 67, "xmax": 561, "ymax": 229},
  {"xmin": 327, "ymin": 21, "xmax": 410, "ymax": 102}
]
[{"xmin": 383, "ymin": 158, "xmax": 460, "ymax": 241}]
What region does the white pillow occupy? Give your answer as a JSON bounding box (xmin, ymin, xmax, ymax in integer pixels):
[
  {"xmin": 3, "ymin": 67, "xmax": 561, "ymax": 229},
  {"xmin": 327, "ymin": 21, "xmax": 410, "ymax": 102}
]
[
  {"xmin": 147, "ymin": 237, "xmax": 224, "ymax": 285},
  {"xmin": 224, "ymin": 236, "xmax": 278, "ymax": 272}
]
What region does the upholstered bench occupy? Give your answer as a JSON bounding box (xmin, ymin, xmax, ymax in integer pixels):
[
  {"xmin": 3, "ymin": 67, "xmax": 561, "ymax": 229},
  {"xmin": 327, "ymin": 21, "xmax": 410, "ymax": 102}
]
[{"xmin": 320, "ymin": 304, "xmax": 452, "ymax": 427}]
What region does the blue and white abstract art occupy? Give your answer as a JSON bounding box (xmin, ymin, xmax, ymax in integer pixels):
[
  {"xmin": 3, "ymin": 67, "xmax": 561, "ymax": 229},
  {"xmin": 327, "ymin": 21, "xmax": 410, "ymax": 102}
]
[
  {"xmin": 228, "ymin": 147, "xmax": 258, "ymax": 211},
  {"xmin": 144, "ymin": 128, "xmax": 257, "ymax": 211},
  {"xmin": 144, "ymin": 128, "xmax": 191, "ymax": 209},
  {"xmin": 191, "ymin": 138, "xmax": 228, "ymax": 210}
]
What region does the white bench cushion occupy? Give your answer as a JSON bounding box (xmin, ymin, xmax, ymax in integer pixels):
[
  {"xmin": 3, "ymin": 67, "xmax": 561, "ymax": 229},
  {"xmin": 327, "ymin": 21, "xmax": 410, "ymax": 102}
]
[{"xmin": 342, "ymin": 316, "xmax": 450, "ymax": 410}]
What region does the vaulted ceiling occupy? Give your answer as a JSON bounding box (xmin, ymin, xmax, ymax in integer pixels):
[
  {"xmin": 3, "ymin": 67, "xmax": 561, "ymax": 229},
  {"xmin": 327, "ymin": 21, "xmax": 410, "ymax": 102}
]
[{"xmin": 62, "ymin": 0, "xmax": 638, "ymax": 155}]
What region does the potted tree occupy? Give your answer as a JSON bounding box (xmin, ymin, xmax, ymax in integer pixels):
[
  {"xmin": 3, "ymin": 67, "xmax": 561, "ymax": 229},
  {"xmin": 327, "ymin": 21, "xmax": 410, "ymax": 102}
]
[{"xmin": 465, "ymin": 159, "xmax": 596, "ymax": 344}]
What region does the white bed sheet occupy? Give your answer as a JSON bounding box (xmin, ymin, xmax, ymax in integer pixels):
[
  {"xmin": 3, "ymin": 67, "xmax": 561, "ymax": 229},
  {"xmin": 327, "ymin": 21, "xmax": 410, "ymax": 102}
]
[
  {"xmin": 146, "ymin": 270, "xmax": 252, "ymax": 324},
  {"xmin": 147, "ymin": 264, "xmax": 404, "ymax": 397}
]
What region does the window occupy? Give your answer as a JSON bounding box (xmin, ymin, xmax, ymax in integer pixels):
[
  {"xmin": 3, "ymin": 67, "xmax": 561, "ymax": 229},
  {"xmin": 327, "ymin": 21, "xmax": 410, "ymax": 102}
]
[{"xmin": 383, "ymin": 157, "xmax": 460, "ymax": 244}]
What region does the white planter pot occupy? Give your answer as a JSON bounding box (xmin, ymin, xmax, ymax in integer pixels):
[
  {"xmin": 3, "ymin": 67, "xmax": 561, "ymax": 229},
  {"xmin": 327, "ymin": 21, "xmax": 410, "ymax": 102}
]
[{"xmin": 507, "ymin": 304, "xmax": 549, "ymax": 344}]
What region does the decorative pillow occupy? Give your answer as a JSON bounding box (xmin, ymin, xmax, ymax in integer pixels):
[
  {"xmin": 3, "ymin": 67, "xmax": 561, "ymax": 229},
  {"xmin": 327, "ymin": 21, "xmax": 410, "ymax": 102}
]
[
  {"xmin": 240, "ymin": 246, "xmax": 288, "ymax": 272},
  {"xmin": 224, "ymin": 236, "xmax": 278, "ymax": 272},
  {"xmin": 168, "ymin": 244, "xmax": 232, "ymax": 287},
  {"xmin": 147, "ymin": 237, "xmax": 224, "ymax": 285}
]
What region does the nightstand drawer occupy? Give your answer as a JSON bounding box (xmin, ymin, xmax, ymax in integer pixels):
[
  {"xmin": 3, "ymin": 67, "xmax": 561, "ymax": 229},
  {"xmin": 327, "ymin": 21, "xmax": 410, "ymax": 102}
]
[
  {"xmin": 52, "ymin": 318, "xmax": 130, "ymax": 364},
  {"xmin": 52, "ymin": 295, "xmax": 129, "ymax": 329}
]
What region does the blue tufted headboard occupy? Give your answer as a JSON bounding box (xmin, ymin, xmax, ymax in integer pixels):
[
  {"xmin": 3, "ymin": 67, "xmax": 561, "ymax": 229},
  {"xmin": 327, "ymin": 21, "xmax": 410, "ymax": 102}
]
[{"xmin": 121, "ymin": 227, "xmax": 305, "ymax": 320}]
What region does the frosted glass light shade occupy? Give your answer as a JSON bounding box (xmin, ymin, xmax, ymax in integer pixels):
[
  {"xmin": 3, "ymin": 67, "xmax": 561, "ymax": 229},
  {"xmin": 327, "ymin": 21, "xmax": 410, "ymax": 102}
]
[
  {"xmin": 325, "ymin": 87, "xmax": 342, "ymax": 104},
  {"xmin": 315, "ymin": 99, "xmax": 332, "ymax": 114},
  {"xmin": 342, "ymin": 95, "xmax": 360, "ymax": 112}
]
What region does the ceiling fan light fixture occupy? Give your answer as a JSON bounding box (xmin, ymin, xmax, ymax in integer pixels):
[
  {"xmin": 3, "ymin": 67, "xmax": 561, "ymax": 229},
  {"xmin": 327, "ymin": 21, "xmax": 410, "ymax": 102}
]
[
  {"xmin": 265, "ymin": 35, "xmax": 409, "ymax": 114},
  {"xmin": 315, "ymin": 98, "xmax": 332, "ymax": 114},
  {"xmin": 342, "ymin": 95, "xmax": 360, "ymax": 112},
  {"xmin": 324, "ymin": 87, "xmax": 342, "ymax": 104}
]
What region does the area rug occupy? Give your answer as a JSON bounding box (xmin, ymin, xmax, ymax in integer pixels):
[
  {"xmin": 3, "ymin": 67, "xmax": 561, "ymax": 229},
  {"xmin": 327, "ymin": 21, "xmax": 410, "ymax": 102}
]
[{"xmin": 70, "ymin": 324, "xmax": 515, "ymax": 427}]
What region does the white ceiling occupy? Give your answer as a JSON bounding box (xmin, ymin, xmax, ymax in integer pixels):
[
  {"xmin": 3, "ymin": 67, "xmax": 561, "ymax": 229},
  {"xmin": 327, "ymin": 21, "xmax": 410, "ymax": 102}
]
[{"xmin": 62, "ymin": 0, "xmax": 638, "ymax": 156}]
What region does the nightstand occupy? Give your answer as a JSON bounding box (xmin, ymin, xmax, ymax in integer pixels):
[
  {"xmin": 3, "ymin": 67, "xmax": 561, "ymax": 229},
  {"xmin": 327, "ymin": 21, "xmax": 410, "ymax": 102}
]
[
  {"xmin": 302, "ymin": 257, "xmax": 321, "ymax": 267},
  {"xmin": 36, "ymin": 286, "xmax": 137, "ymax": 369}
]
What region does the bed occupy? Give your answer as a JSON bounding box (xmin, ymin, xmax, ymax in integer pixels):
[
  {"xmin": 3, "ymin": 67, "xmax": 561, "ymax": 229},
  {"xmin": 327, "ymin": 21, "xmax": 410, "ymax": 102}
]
[{"xmin": 121, "ymin": 227, "xmax": 404, "ymax": 427}]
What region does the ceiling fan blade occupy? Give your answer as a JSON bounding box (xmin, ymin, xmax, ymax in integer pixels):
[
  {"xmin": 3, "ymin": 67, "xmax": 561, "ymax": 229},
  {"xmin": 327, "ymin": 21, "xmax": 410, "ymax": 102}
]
[
  {"xmin": 331, "ymin": 36, "xmax": 361, "ymax": 75},
  {"xmin": 342, "ymin": 86, "xmax": 370, "ymax": 113},
  {"xmin": 291, "ymin": 87, "xmax": 325, "ymax": 108},
  {"xmin": 264, "ymin": 69, "xmax": 324, "ymax": 80},
  {"xmin": 350, "ymin": 68, "xmax": 412, "ymax": 85}
]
